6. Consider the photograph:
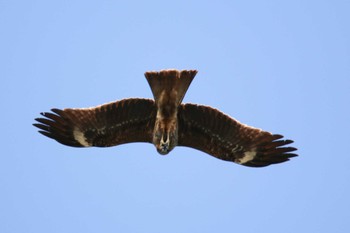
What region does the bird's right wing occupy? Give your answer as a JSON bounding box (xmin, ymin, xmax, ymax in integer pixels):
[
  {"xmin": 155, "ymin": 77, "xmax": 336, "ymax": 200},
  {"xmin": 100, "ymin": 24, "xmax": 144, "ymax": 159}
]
[
  {"xmin": 178, "ymin": 103, "xmax": 297, "ymax": 167},
  {"xmin": 34, "ymin": 98, "xmax": 156, "ymax": 147}
]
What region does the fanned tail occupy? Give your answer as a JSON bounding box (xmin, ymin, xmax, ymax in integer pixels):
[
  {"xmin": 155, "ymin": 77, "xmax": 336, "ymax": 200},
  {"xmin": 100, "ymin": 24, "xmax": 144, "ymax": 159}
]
[{"xmin": 144, "ymin": 69, "xmax": 197, "ymax": 107}]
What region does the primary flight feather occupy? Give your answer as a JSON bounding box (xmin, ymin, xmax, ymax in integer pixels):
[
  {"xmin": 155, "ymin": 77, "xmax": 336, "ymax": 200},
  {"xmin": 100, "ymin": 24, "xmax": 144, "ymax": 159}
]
[{"xmin": 34, "ymin": 69, "xmax": 297, "ymax": 167}]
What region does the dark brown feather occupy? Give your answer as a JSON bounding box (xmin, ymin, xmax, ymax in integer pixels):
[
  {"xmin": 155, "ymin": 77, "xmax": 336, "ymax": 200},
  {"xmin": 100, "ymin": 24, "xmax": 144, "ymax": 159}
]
[
  {"xmin": 33, "ymin": 98, "xmax": 156, "ymax": 147},
  {"xmin": 178, "ymin": 103, "xmax": 297, "ymax": 167},
  {"xmin": 34, "ymin": 69, "xmax": 297, "ymax": 168},
  {"xmin": 145, "ymin": 69, "xmax": 197, "ymax": 107}
]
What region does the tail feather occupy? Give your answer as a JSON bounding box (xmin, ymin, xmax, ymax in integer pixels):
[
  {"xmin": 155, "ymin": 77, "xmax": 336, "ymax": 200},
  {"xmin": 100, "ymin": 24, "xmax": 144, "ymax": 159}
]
[{"xmin": 144, "ymin": 69, "xmax": 197, "ymax": 107}]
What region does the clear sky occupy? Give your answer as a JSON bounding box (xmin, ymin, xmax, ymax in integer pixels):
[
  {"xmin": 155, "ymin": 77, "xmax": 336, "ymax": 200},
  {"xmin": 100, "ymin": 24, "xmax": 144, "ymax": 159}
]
[{"xmin": 1, "ymin": 0, "xmax": 349, "ymax": 232}]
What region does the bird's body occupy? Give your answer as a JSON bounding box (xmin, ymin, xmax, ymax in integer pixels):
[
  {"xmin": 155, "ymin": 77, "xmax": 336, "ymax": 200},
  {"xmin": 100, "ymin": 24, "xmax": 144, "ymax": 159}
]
[
  {"xmin": 34, "ymin": 69, "xmax": 297, "ymax": 167},
  {"xmin": 145, "ymin": 70, "xmax": 196, "ymax": 154}
]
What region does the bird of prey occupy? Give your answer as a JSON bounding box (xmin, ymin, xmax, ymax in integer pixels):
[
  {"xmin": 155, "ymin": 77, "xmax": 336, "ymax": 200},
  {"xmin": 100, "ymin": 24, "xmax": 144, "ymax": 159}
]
[{"xmin": 33, "ymin": 69, "xmax": 297, "ymax": 167}]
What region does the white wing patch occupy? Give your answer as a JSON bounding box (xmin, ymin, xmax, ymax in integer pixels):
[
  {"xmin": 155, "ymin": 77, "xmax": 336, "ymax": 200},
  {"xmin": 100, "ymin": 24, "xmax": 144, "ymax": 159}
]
[
  {"xmin": 237, "ymin": 150, "xmax": 257, "ymax": 164},
  {"xmin": 73, "ymin": 128, "xmax": 91, "ymax": 147}
]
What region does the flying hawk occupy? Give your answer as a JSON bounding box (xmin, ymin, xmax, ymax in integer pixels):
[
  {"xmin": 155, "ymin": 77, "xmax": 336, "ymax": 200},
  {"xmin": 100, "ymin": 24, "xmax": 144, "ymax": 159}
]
[{"xmin": 33, "ymin": 69, "xmax": 297, "ymax": 167}]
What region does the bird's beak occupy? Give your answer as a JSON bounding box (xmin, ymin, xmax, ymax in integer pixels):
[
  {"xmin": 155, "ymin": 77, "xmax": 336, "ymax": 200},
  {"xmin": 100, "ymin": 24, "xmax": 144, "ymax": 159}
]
[{"xmin": 157, "ymin": 132, "xmax": 170, "ymax": 155}]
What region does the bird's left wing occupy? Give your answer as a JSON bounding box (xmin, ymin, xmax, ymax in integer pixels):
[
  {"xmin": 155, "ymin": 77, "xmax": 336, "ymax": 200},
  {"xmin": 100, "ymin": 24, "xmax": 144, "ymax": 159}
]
[
  {"xmin": 34, "ymin": 98, "xmax": 156, "ymax": 147},
  {"xmin": 178, "ymin": 103, "xmax": 297, "ymax": 167}
]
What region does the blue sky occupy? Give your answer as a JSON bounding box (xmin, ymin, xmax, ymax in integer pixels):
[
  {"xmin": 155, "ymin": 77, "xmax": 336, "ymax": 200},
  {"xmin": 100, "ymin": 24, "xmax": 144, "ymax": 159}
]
[{"xmin": 1, "ymin": 0, "xmax": 349, "ymax": 232}]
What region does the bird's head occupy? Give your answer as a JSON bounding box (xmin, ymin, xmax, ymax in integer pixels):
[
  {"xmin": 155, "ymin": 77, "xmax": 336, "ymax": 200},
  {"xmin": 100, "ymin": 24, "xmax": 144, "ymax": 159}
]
[{"xmin": 153, "ymin": 120, "xmax": 178, "ymax": 155}]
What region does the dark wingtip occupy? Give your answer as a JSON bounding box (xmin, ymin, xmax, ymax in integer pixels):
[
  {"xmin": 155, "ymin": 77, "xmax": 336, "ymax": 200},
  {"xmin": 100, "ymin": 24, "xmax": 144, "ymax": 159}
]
[
  {"xmin": 284, "ymin": 139, "xmax": 294, "ymax": 144},
  {"xmin": 242, "ymin": 134, "xmax": 298, "ymax": 167},
  {"xmin": 37, "ymin": 130, "xmax": 54, "ymax": 139},
  {"xmin": 51, "ymin": 108, "xmax": 63, "ymax": 114},
  {"xmin": 285, "ymin": 153, "xmax": 298, "ymax": 158},
  {"xmin": 33, "ymin": 109, "xmax": 84, "ymax": 147},
  {"xmin": 271, "ymin": 134, "xmax": 284, "ymax": 140},
  {"xmin": 286, "ymin": 146, "xmax": 298, "ymax": 152},
  {"xmin": 33, "ymin": 123, "xmax": 49, "ymax": 131}
]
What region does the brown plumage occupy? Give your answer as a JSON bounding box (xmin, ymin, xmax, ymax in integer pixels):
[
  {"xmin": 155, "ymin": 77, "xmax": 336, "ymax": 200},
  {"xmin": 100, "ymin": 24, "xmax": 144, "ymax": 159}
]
[{"xmin": 34, "ymin": 69, "xmax": 297, "ymax": 167}]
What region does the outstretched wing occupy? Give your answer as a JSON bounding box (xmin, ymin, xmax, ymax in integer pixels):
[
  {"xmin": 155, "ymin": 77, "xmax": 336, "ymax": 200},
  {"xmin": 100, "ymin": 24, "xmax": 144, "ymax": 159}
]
[
  {"xmin": 34, "ymin": 98, "xmax": 156, "ymax": 147},
  {"xmin": 178, "ymin": 104, "xmax": 297, "ymax": 167}
]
